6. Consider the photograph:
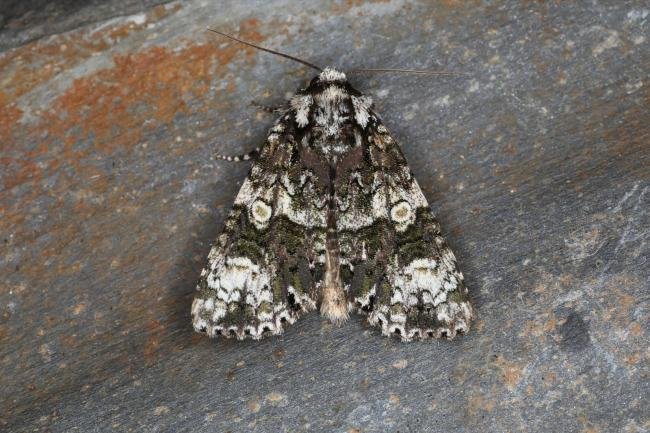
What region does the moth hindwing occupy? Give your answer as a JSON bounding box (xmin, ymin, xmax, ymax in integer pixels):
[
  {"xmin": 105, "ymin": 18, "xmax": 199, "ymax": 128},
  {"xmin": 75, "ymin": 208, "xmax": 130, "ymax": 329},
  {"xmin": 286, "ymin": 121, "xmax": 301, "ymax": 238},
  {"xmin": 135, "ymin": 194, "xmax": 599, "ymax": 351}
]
[{"xmin": 191, "ymin": 67, "xmax": 473, "ymax": 341}]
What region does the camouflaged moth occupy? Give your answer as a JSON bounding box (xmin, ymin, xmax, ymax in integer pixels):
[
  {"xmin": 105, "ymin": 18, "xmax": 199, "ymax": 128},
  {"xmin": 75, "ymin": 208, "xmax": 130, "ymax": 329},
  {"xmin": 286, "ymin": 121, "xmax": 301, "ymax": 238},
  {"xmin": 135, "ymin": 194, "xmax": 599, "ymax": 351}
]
[{"xmin": 191, "ymin": 31, "xmax": 473, "ymax": 341}]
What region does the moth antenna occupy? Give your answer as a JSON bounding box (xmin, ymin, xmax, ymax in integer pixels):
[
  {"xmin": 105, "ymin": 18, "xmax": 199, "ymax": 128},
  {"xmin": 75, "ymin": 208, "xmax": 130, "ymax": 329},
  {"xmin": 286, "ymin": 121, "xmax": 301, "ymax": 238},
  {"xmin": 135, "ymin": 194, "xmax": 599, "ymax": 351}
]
[
  {"xmin": 349, "ymin": 68, "xmax": 468, "ymax": 76},
  {"xmin": 207, "ymin": 29, "xmax": 322, "ymax": 72}
]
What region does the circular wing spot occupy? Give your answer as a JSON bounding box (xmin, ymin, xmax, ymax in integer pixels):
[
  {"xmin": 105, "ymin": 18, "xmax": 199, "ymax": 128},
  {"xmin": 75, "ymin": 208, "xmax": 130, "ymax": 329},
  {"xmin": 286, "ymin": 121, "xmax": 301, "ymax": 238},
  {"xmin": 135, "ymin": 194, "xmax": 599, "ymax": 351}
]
[
  {"xmin": 251, "ymin": 199, "xmax": 272, "ymax": 223},
  {"xmin": 390, "ymin": 201, "xmax": 412, "ymax": 223}
]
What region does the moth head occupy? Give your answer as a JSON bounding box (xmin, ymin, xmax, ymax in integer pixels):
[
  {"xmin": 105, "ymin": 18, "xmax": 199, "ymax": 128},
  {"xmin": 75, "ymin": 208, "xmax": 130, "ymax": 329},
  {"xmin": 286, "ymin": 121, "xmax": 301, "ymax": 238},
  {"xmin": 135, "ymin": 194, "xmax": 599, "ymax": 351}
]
[
  {"xmin": 296, "ymin": 66, "xmax": 370, "ymax": 101},
  {"xmin": 317, "ymin": 67, "xmax": 348, "ymax": 84}
]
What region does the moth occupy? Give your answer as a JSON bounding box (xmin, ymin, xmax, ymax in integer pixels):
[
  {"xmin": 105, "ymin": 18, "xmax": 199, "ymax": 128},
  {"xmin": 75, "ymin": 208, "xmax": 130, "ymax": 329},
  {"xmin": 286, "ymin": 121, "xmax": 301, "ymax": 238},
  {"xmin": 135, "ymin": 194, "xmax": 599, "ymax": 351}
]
[{"xmin": 191, "ymin": 31, "xmax": 473, "ymax": 341}]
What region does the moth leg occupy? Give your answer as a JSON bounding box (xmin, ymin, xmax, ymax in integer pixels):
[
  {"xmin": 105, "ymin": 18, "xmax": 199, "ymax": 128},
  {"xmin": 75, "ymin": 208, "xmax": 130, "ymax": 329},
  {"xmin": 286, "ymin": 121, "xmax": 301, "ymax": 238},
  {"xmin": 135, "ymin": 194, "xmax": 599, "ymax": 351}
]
[
  {"xmin": 250, "ymin": 100, "xmax": 286, "ymax": 113},
  {"xmin": 213, "ymin": 147, "xmax": 260, "ymax": 162}
]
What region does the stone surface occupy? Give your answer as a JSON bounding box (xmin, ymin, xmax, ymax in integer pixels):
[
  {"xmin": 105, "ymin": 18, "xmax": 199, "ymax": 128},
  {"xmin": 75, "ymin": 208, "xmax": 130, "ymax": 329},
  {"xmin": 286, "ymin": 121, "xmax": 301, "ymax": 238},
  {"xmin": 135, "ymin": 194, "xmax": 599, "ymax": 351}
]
[{"xmin": 1, "ymin": 1, "xmax": 648, "ymax": 432}]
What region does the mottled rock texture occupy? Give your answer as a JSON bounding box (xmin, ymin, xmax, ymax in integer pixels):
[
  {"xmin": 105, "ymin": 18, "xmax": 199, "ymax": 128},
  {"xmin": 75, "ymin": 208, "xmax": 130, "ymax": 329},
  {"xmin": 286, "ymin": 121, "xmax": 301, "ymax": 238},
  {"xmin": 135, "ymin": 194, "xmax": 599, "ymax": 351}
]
[{"xmin": 1, "ymin": 1, "xmax": 648, "ymax": 432}]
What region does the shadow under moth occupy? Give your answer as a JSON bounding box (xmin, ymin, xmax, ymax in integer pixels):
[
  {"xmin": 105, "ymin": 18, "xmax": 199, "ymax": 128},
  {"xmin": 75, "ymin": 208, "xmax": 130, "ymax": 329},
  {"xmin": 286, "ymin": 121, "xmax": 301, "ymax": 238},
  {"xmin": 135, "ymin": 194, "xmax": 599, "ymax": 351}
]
[{"xmin": 191, "ymin": 31, "xmax": 473, "ymax": 342}]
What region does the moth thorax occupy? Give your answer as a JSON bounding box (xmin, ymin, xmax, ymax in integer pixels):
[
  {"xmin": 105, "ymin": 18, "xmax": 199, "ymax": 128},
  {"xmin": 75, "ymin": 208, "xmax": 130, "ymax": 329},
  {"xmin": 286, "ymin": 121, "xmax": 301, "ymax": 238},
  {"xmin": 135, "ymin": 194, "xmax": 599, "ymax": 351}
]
[
  {"xmin": 320, "ymin": 136, "xmax": 355, "ymax": 159},
  {"xmin": 313, "ymin": 91, "xmax": 351, "ymax": 131}
]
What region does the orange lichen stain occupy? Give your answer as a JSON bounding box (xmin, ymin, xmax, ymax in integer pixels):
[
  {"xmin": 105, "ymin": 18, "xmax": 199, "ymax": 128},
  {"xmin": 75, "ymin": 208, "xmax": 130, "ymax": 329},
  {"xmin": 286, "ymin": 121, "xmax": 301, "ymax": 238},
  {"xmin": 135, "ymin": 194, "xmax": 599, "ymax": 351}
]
[
  {"xmin": 71, "ymin": 302, "xmax": 87, "ymax": 316},
  {"xmin": 625, "ymin": 352, "xmax": 641, "ymax": 365},
  {"xmin": 330, "ymin": 0, "xmax": 390, "ymax": 13},
  {"xmin": 541, "ymin": 370, "xmax": 557, "ymax": 388},
  {"xmin": 1, "ymin": 155, "xmax": 45, "ymax": 194},
  {"xmin": 247, "ymin": 396, "xmax": 261, "ymax": 413},
  {"xmin": 618, "ymin": 292, "xmax": 635, "ymax": 316},
  {"xmin": 600, "ymin": 275, "xmax": 643, "ymax": 330},
  {"xmin": 519, "ymin": 320, "xmax": 543, "ymax": 341},
  {"xmin": 60, "ymin": 334, "xmax": 78, "ymax": 349},
  {"xmin": 0, "ymin": 2, "xmax": 182, "ymax": 115},
  {"xmin": 0, "ymin": 90, "xmax": 23, "ymax": 136},
  {"xmin": 38, "ymin": 17, "xmax": 265, "ymax": 158},
  {"xmin": 520, "ymin": 312, "xmax": 557, "ymax": 339},
  {"xmin": 236, "ymin": 18, "xmax": 265, "ymax": 44},
  {"xmin": 0, "ymin": 35, "xmax": 108, "ymax": 108},
  {"xmin": 0, "ymin": 20, "xmax": 183, "ymax": 190},
  {"xmin": 629, "ymin": 322, "xmax": 642, "ymax": 337},
  {"xmin": 544, "ymin": 315, "xmax": 558, "ymax": 333},
  {"xmin": 29, "ymin": 41, "xmax": 232, "ymax": 183},
  {"xmin": 493, "ymin": 355, "xmax": 524, "ymax": 390},
  {"xmin": 439, "ymin": 0, "xmax": 467, "ymax": 7},
  {"xmin": 467, "ymin": 391, "xmax": 495, "ymax": 416}
]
